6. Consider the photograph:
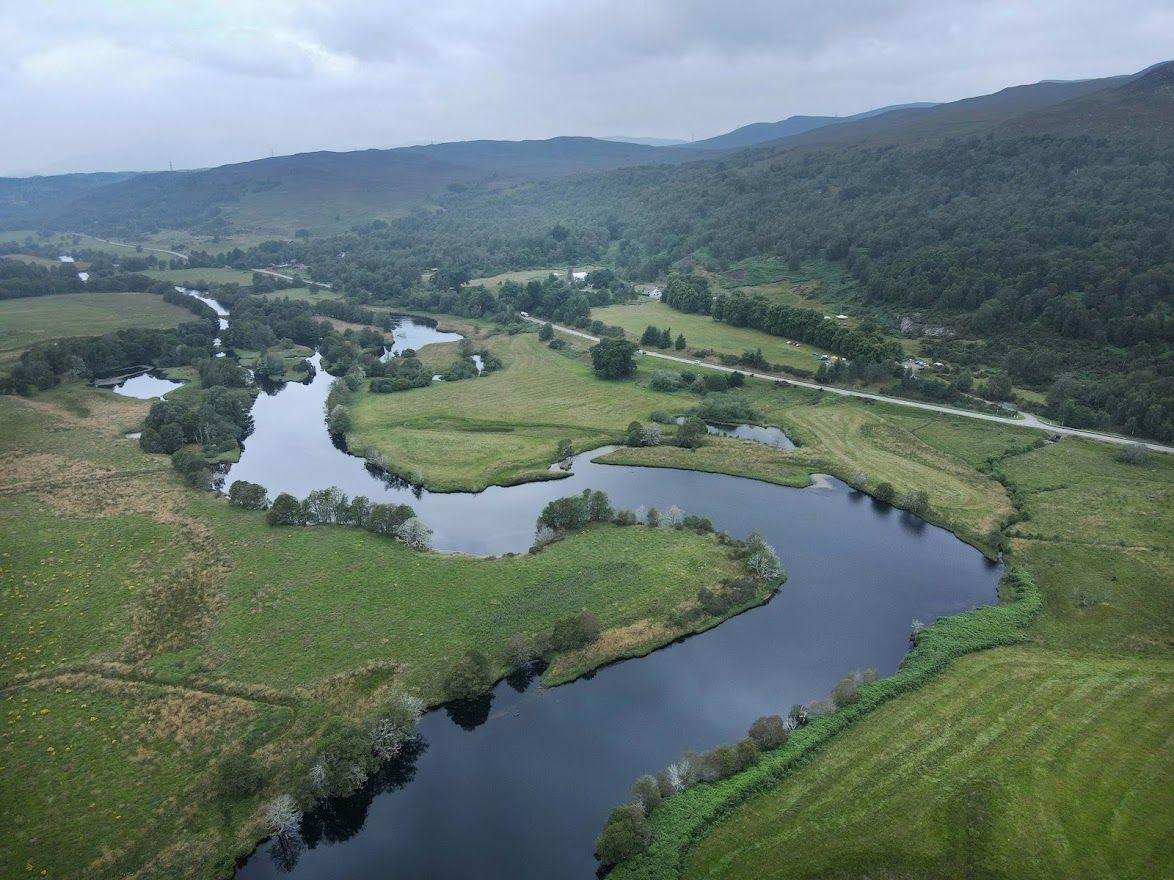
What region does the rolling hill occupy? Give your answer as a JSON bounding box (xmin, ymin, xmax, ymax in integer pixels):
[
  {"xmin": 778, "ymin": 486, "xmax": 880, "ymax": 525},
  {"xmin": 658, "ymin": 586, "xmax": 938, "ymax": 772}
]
[{"xmin": 686, "ymin": 103, "xmax": 938, "ymax": 151}]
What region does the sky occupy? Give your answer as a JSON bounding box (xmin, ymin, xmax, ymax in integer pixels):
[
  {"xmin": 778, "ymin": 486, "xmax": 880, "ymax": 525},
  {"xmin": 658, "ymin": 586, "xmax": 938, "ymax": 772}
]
[{"xmin": 1, "ymin": 0, "xmax": 1171, "ymax": 176}]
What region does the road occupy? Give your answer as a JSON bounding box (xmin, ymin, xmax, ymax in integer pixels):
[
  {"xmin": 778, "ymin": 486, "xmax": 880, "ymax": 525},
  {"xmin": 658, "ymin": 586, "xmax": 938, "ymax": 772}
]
[
  {"xmin": 525, "ymin": 317, "xmax": 1174, "ymax": 454},
  {"xmin": 252, "ymin": 268, "xmax": 332, "ymax": 288},
  {"xmin": 68, "ymin": 232, "xmax": 189, "ymax": 261}
]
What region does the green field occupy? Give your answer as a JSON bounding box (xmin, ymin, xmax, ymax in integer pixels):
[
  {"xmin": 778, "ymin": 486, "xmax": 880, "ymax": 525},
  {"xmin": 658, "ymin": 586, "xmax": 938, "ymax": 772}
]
[
  {"xmin": 593, "ymin": 301, "xmax": 836, "ymax": 372},
  {"xmin": 469, "ymin": 267, "xmax": 596, "ymax": 287},
  {"xmin": 143, "ymin": 267, "xmax": 257, "ymax": 287},
  {"xmin": 0, "ymin": 385, "xmax": 751, "ymax": 880},
  {"xmin": 683, "ymin": 647, "xmax": 1174, "ymax": 880},
  {"xmin": 0, "ymin": 292, "xmax": 195, "ymax": 362},
  {"xmin": 349, "ymin": 326, "xmax": 693, "ymax": 490}
]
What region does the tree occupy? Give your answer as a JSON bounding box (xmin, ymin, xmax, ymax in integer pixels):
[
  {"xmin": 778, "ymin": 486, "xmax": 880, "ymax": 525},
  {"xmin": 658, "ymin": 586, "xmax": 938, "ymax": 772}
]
[
  {"xmin": 645, "ymin": 507, "xmax": 661, "ymax": 527},
  {"xmin": 641, "ymin": 325, "xmax": 661, "ymax": 346},
  {"xmin": 675, "ymin": 333, "xmax": 687, "ymax": 350},
  {"xmin": 831, "ymin": 674, "xmax": 860, "ymax": 707},
  {"xmin": 228, "ymin": 480, "xmax": 269, "ymax": 510},
  {"xmin": 370, "ymin": 690, "xmax": 424, "ymax": 760},
  {"xmin": 595, "ymin": 805, "xmax": 650, "ymax": 865},
  {"xmin": 537, "ymin": 494, "xmax": 589, "ymax": 531},
  {"xmin": 981, "ymin": 371, "xmax": 1014, "ymax": 401},
  {"xmin": 873, "ymin": 481, "xmax": 895, "ymax": 503},
  {"xmin": 538, "ymin": 322, "xmax": 554, "ymax": 341},
  {"xmin": 396, "ymin": 517, "xmax": 433, "ymax": 550},
  {"xmin": 366, "ymin": 503, "xmax": 415, "ymax": 536},
  {"xmin": 626, "ymin": 420, "xmax": 645, "ymax": 446},
  {"xmin": 663, "ymin": 504, "xmax": 684, "ymax": 527},
  {"xmin": 642, "ymin": 423, "xmax": 663, "ymax": 446},
  {"xmin": 630, "ymin": 774, "xmax": 662, "ymax": 814},
  {"xmin": 444, "ymin": 650, "xmax": 492, "ymax": 700},
  {"xmin": 587, "ymin": 489, "xmax": 613, "ymax": 522},
  {"xmin": 266, "ymin": 493, "xmax": 303, "ymax": 526},
  {"xmin": 676, "ymin": 416, "xmax": 707, "ymax": 448},
  {"xmin": 327, "ymin": 404, "xmax": 352, "ymax": 435},
  {"xmin": 556, "ymin": 438, "xmax": 574, "ymax": 461},
  {"xmin": 746, "ymin": 532, "xmax": 782, "ymax": 581},
  {"xmin": 262, "ymin": 794, "xmax": 302, "ymax": 841},
  {"xmin": 898, "ymin": 489, "xmax": 931, "ymax": 516},
  {"xmin": 659, "ymin": 327, "xmax": 672, "ymax": 348},
  {"xmin": 590, "ymin": 338, "xmax": 639, "ymax": 379},
  {"xmin": 748, "ymin": 715, "xmax": 788, "ymax": 750}
]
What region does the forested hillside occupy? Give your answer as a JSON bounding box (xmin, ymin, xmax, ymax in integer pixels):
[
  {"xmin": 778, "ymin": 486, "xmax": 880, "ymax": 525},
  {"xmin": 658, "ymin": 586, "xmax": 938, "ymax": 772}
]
[{"xmin": 246, "ymin": 102, "xmax": 1173, "ymax": 439}]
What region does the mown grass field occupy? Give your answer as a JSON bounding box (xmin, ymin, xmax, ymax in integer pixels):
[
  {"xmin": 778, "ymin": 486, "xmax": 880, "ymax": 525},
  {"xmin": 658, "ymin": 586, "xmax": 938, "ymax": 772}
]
[
  {"xmin": 593, "ymin": 301, "xmax": 835, "ymax": 372},
  {"xmin": 683, "ymin": 647, "xmax": 1174, "ymax": 880},
  {"xmin": 0, "ymin": 292, "xmax": 196, "ymax": 362},
  {"xmin": 0, "ymin": 385, "xmax": 747, "ymax": 880},
  {"xmin": 142, "ymin": 267, "xmax": 257, "ymax": 287}
]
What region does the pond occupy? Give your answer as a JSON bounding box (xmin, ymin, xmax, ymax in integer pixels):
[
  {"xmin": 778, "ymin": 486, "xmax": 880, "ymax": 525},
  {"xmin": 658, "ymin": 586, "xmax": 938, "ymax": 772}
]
[
  {"xmin": 230, "ymin": 325, "xmax": 1001, "ymax": 879},
  {"xmin": 678, "ymin": 416, "xmax": 796, "ymax": 449},
  {"xmin": 108, "ymin": 370, "xmax": 185, "ymax": 400},
  {"xmin": 382, "ymin": 315, "xmax": 464, "ymax": 359}
]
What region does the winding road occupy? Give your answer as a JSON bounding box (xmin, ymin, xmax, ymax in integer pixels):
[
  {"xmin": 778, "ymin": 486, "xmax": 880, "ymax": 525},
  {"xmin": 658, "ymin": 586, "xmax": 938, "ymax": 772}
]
[{"xmin": 525, "ymin": 317, "xmax": 1174, "ymax": 454}]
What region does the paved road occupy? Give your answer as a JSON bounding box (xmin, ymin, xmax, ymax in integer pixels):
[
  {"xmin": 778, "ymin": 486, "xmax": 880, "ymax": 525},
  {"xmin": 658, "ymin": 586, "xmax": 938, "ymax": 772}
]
[
  {"xmin": 252, "ymin": 268, "xmax": 332, "ymax": 288},
  {"xmin": 524, "ymin": 317, "xmax": 1173, "ymax": 454},
  {"xmin": 69, "ymin": 232, "xmax": 189, "ymax": 262}
]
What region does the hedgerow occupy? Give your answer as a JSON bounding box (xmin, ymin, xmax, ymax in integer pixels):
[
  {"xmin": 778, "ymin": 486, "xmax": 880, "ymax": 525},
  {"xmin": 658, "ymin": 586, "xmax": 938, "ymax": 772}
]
[{"xmin": 608, "ymin": 569, "xmax": 1041, "ymax": 880}]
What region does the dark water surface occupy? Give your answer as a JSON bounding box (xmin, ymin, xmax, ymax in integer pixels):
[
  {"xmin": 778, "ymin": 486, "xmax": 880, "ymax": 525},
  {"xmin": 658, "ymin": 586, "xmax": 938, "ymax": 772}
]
[{"xmin": 228, "ymin": 325, "xmax": 1000, "ymax": 879}]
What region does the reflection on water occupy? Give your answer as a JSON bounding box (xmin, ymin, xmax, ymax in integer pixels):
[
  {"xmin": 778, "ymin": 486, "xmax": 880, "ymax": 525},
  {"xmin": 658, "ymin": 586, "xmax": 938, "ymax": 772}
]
[{"xmin": 110, "ymin": 372, "xmax": 184, "ymax": 399}]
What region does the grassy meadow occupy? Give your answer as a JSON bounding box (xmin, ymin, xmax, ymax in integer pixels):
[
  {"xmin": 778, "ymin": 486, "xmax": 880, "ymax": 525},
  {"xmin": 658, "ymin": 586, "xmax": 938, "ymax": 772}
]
[
  {"xmin": 142, "ymin": 267, "xmax": 257, "ymax": 287},
  {"xmin": 0, "ymin": 292, "xmax": 196, "ymax": 363},
  {"xmin": 593, "ymin": 300, "xmax": 836, "ymax": 372},
  {"xmin": 0, "ymin": 383, "xmax": 749, "ymax": 880},
  {"xmin": 348, "ymin": 328, "xmax": 693, "ymax": 490}
]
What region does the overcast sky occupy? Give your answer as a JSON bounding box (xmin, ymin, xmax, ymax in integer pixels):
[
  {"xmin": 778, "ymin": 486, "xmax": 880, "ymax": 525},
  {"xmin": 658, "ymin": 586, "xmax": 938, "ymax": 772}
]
[{"xmin": 1, "ymin": 0, "xmax": 1170, "ymax": 176}]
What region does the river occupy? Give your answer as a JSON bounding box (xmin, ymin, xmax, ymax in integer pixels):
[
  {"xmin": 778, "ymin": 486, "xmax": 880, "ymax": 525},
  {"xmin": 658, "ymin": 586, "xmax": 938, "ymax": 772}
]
[{"xmin": 194, "ymin": 312, "xmax": 999, "ymax": 879}]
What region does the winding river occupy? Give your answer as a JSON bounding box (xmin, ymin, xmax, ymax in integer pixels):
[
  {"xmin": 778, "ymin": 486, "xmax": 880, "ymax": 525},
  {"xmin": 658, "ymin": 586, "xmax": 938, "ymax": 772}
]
[{"xmin": 192, "ymin": 312, "xmax": 998, "ymax": 879}]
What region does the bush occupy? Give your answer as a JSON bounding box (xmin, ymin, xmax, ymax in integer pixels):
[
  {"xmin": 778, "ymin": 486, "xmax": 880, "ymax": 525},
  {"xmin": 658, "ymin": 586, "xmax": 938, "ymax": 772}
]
[
  {"xmin": 550, "ymin": 610, "xmax": 601, "ymax": 651},
  {"xmin": 538, "ymin": 322, "xmax": 554, "ymax": 341},
  {"xmin": 216, "ymin": 751, "xmax": 264, "ymax": 799},
  {"xmin": 831, "ymin": 674, "xmax": 860, "ymax": 707},
  {"xmin": 650, "ymin": 370, "xmax": 681, "ymax": 392},
  {"xmin": 696, "ymin": 392, "xmax": 759, "ymax": 424},
  {"xmin": 748, "ymin": 715, "xmax": 789, "ymax": 751},
  {"xmin": 171, "ymin": 447, "xmax": 210, "ymax": 489},
  {"xmin": 873, "ymin": 481, "xmax": 895, "ymax": 503},
  {"xmin": 1116, "ymin": 443, "xmax": 1149, "ymax": 465},
  {"xmin": 898, "ymin": 488, "xmax": 931, "ymax": 516},
  {"xmin": 649, "ymin": 410, "xmax": 672, "ymax": 424},
  {"xmin": 595, "ymin": 805, "xmax": 651, "ymax": 865},
  {"xmin": 676, "ymin": 416, "xmax": 707, "ymax": 448},
  {"xmin": 443, "ymin": 650, "xmax": 492, "ymax": 700}
]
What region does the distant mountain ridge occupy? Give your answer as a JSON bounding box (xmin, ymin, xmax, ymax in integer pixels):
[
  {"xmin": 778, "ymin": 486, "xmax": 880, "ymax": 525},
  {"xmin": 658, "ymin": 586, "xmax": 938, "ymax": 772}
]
[
  {"xmin": 685, "ymin": 103, "xmax": 938, "ymax": 151},
  {"xmin": 0, "ymin": 61, "xmax": 1167, "ymax": 238}
]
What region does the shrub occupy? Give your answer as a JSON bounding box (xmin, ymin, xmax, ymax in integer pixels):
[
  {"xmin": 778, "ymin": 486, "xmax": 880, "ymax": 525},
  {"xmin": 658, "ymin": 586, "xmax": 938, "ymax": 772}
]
[
  {"xmin": 649, "ymin": 410, "xmax": 672, "ymax": 424},
  {"xmin": 873, "ymin": 481, "xmax": 895, "ymax": 503},
  {"xmin": 748, "ymin": 715, "xmax": 789, "ymax": 751},
  {"xmin": 831, "ymin": 674, "xmax": 860, "ymax": 707},
  {"xmin": 595, "ymin": 805, "xmax": 651, "ymax": 865},
  {"xmin": 171, "ymin": 447, "xmax": 210, "ymax": 489},
  {"xmin": 550, "ymin": 610, "xmax": 601, "ymax": 651},
  {"xmin": 696, "ymin": 392, "xmax": 759, "ymax": 424},
  {"xmin": 676, "ymin": 416, "xmax": 707, "ymax": 448},
  {"xmin": 1116, "ymin": 443, "xmax": 1149, "ymax": 465},
  {"xmin": 216, "ymin": 751, "xmax": 264, "ymax": 799},
  {"xmin": 650, "ymin": 370, "xmax": 681, "ymax": 392},
  {"xmin": 444, "ymin": 650, "xmax": 492, "ymax": 700},
  {"xmin": 538, "ymin": 322, "xmax": 554, "ymax": 341}
]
